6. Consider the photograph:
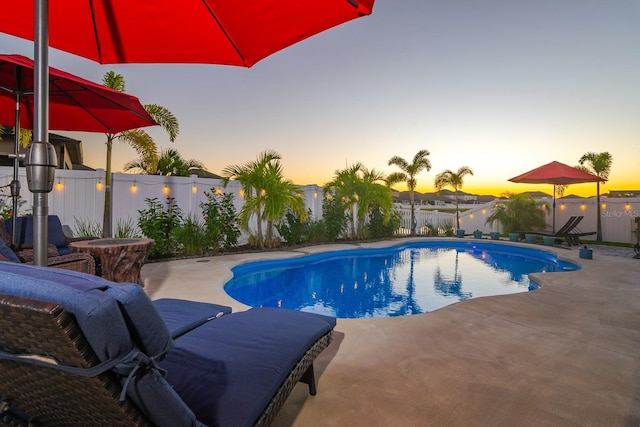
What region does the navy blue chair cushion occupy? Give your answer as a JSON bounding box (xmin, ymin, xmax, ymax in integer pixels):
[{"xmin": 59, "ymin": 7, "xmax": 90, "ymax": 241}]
[
  {"xmin": 160, "ymin": 307, "xmax": 336, "ymax": 427},
  {"xmin": 6, "ymin": 215, "xmax": 71, "ymax": 254},
  {"xmin": 0, "ymin": 262, "xmax": 198, "ymax": 427},
  {"xmin": 153, "ymin": 298, "xmax": 232, "ymax": 339},
  {"xmin": 0, "ymin": 239, "xmax": 21, "ymax": 263}
]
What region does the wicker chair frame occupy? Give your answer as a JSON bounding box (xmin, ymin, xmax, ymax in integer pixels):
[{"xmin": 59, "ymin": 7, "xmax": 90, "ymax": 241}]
[{"xmin": 0, "ymin": 293, "xmax": 333, "ymax": 426}]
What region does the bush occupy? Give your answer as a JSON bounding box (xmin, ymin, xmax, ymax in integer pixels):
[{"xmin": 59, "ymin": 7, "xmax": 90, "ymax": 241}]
[
  {"xmin": 173, "ymin": 214, "xmax": 207, "ymax": 256},
  {"xmin": 200, "ymin": 190, "xmax": 240, "ymax": 252},
  {"xmin": 365, "ymin": 205, "xmax": 401, "ymax": 238},
  {"xmin": 114, "ymin": 217, "xmax": 140, "ymax": 238},
  {"xmin": 322, "ymin": 194, "xmax": 348, "ymax": 242},
  {"xmin": 276, "ymin": 209, "xmax": 311, "ymax": 245},
  {"xmin": 138, "ymin": 197, "xmax": 183, "ymax": 258},
  {"xmin": 74, "ymin": 217, "xmax": 103, "ymax": 238},
  {"xmin": 485, "ymin": 194, "xmax": 549, "ymax": 233}
]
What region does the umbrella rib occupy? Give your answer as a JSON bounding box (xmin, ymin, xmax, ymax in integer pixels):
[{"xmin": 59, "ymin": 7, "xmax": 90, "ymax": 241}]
[
  {"xmin": 199, "ymin": 0, "xmax": 247, "ymax": 64},
  {"xmin": 87, "ymin": 0, "xmax": 104, "ymax": 63}
]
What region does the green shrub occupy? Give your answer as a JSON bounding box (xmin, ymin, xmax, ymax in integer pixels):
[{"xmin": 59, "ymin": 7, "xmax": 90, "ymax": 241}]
[
  {"xmin": 138, "ymin": 197, "xmax": 183, "ymax": 258},
  {"xmin": 74, "ymin": 217, "xmax": 103, "ymax": 238},
  {"xmin": 321, "ymin": 194, "xmax": 348, "ymax": 242},
  {"xmin": 276, "ymin": 209, "xmax": 311, "ymax": 245},
  {"xmin": 485, "ymin": 194, "xmax": 549, "ymax": 233},
  {"xmin": 200, "ymin": 190, "xmax": 240, "ymax": 252},
  {"xmin": 365, "ymin": 205, "xmax": 401, "ymax": 238},
  {"xmin": 173, "ymin": 214, "xmax": 207, "ymax": 256},
  {"xmin": 114, "ymin": 217, "xmax": 140, "ymax": 238}
]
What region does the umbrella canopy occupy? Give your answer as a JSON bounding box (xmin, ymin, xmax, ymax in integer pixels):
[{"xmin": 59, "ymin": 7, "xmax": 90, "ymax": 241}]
[
  {"xmin": 0, "ymin": 54, "xmax": 157, "ymax": 133},
  {"xmin": 0, "ymin": 0, "xmax": 375, "ymax": 266},
  {"xmin": 0, "ymin": 0, "xmax": 375, "ymax": 66},
  {"xmin": 508, "ymin": 161, "xmax": 604, "ymax": 232},
  {"xmin": 508, "ymin": 161, "xmax": 604, "ymax": 186}
]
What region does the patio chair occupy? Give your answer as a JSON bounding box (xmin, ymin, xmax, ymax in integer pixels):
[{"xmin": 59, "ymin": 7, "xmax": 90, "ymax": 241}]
[
  {"xmin": 3, "ymin": 215, "xmax": 97, "ymax": 257},
  {"xmin": 0, "ymin": 262, "xmax": 335, "ymax": 427},
  {"xmin": 0, "ymin": 235, "xmax": 95, "ymax": 274},
  {"xmin": 522, "ymin": 216, "xmax": 587, "ymax": 246}
]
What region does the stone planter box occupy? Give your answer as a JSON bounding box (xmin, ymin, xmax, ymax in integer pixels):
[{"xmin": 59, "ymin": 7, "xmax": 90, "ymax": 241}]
[
  {"xmin": 456, "ymin": 229, "xmax": 465, "ymax": 238},
  {"xmin": 473, "ymin": 230, "xmax": 483, "ymax": 239},
  {"xmin": 524, "ymin": 234, "xmax": 538, "ymax": 244},
  {"xmin": 490, "ymin": 231, "xmax": 501, "ymax": 240},
  {"xmin": 509, "ymin": 233, "xmax": 520, "ymax": 242},
  {"xmin": 543, "ymin": 236, "xmax": 555, "ymax": 246}
]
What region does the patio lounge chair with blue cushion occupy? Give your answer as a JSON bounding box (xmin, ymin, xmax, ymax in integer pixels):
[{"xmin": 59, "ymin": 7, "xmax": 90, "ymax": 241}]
[
  {"xmin": 4, "ymin": 215, "xmax": 97, "ymax": 256},
  {"xmin": 0, "ymin": 236, "xmax": 96, "ymax": 274},
  {"xmin": 0, "ymin": 262, "xmax": 335, "ymax": 427}
]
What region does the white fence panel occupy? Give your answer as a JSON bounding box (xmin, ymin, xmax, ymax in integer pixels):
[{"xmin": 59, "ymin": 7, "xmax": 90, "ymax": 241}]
[{"xmin": 2, "ymin": 166, "xmax": 638, "ymax": 244}]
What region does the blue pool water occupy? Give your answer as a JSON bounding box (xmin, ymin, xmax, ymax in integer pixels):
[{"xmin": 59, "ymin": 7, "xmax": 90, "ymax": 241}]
[{"xmin": 224, "ymin": 241, "xmax": 580, "ymax": 318}]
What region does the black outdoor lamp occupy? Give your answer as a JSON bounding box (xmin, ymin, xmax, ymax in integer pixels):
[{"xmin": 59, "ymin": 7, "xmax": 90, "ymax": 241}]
[{"xmin": 25, "ymin": 140, "xmax": 57, "ymax": 193}]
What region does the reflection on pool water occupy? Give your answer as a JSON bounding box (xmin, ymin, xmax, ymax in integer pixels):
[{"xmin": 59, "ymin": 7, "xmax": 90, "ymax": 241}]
[{"xmin": 224, "ymin": 241, "xmax": 580, "ymax": 319}]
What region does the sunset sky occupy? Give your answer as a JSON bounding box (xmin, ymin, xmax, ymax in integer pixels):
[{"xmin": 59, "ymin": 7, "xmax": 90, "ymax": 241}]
[{"xmin": 1, "ymin": 1, "xmax": 638, "ymax": 197}]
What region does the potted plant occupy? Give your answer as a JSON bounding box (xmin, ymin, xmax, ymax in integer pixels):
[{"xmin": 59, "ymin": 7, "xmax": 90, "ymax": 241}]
[
  {"xmin": 490, "ymin": 231, "xmax": 501, "ymax": 240},
  {"xmin": 473, "ymin": 229, "xmax": 482, "ymax": 239}
]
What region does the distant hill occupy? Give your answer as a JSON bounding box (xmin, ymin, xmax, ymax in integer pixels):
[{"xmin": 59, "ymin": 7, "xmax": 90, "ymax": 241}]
[{"xmin": 395, "ymin": 190, "xmax": 498, "ymax": 204}]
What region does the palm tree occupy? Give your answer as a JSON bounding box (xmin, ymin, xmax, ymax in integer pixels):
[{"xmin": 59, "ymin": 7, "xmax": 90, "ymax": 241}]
[
  {"xmin": 578, "ymin": 151, "xmax": 612, "ymax": 242},
  {"xmin": 387, "ymin": 150, "xmax": 432, "ymax": 236},
  {"xmin": 101, "ymin": 71, "xmax": 179, "ymax": 237},
  {"xmin": 222, "ymin": 150, "xmax": 306, "ymax": 248},
  {"xmin": 124, "ymin": 147, "xmax": 206, "ymax": 176},
  {"xmin": 325, "ymin": 163, "xmax": 393, "ymax": 239},
  {"xmin": 434, "ymin": 166, "xmax": 474, "ymax": 229},
  {"xmin": 325, "ymin": 163, "xmax": 363, "ymax": 239},
  {"xmin": 354, "ymin": 167, "xmax": 393, "ymax": 236},
  {"xmin": 485, "ymin": 193, "xmax": 549, "ymax": 233}
]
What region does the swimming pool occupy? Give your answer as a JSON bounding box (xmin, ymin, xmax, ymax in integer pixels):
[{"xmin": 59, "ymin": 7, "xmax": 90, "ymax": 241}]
[{"xmin": 224, "ymin": 241, "xmax": 580, "ymax": 318}]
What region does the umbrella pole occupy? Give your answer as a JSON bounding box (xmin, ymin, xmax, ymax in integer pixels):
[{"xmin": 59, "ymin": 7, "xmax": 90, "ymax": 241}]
[
  {"xmin": 10, "ymin": 93, "xmax": 21, "ymax": 246},
  {"xmin": 31, "ymin": 0, "xmax": 51, "ymax": 267},
  {"xmin": 552, "ymin": 184, "xmax": 556, "ymax": 233}
]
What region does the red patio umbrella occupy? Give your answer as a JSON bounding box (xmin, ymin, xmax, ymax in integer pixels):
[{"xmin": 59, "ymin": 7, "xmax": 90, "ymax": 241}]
[
  {"xmin": 0, "ymin": 1, "xmax": 375, "ymax": 66},
  {"xmin": 0, "ymin": 54, "xmax": 156, "ymax": 133},
  {"xmin": 0, "ymin": 0, "xmax": 375, "ymax": 265},
  {"xmin": 508, "ymin": 161, "xmax": 604, "ymax": 232},
  {"xmin": 0, "ymin": 53, "xmax": 157, "ymax": 245}
]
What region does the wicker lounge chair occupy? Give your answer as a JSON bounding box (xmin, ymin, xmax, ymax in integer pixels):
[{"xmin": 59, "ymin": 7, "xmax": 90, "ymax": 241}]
[
  {"xmin": 0, "ymin": 234, "xmax": 95, "ymax": 274},
  {"xmin": 2, "ymin": 215, "xmax": 97, "ymax": 257},
  {"xmin": 0, "ymin": 262, "xmax": 335, "ymax": 426}
]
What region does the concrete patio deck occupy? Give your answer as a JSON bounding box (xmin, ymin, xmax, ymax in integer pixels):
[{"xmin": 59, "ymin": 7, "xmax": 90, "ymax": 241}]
[{"xmin": 142, "ymin": 239, "xmax": 640, "ymax": 426}]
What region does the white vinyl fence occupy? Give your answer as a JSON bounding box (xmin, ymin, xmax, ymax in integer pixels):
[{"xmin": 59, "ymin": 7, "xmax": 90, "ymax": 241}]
[{"xmin": 1, "ymin": 166, "xmax": 638, "ymax": 244}]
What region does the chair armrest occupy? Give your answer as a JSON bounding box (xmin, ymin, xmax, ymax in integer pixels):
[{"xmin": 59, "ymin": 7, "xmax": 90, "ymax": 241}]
[
  {"xmin": 42, "ymin": 253, "xmax": 96, "ymax": 275},
  {"xmin": 16, "ymin": 244, "xmax": 60, "ymax": 262}
]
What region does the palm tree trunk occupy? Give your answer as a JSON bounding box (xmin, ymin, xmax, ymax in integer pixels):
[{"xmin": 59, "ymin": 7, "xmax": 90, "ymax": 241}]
[
  {"xmin": 596, "ymin": 181, "xmax": 602, "ymax": 242},
  {"xmin": 455, "ymin": 190, "xmax": 460, "ymax": 229},
  {"xmin": 409, "ymin": 190, "xmax": 416, "ymax": 236},
  {"xmin": 102, "ymin": 137, "xmax": 114, "ymax": 238}
]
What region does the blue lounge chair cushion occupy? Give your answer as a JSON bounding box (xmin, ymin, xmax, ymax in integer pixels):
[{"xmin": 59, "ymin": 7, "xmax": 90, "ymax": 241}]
[
  {"xmin": 0, "ymin": 262, "xmax": 198, "ymax": 427},
  {"xmin": 153, "ymin": 298, "xmax": 232, "ymax": 338},
  {"xmin": 7, "ymin": 215, "xmax": 72, "ymax": 255},
  {"xmin": 0, "ymin": 239, "xmax": 21, "ymax": 263},
  {"xmin": 160, "ymin": 307, "xmax": 336, "ymax": 427}
]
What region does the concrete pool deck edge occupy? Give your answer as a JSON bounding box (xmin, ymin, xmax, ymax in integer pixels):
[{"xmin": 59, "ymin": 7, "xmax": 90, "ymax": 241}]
[{"xmin": 142, "ymin": 238, "xmax": 640, "ymax": 426}]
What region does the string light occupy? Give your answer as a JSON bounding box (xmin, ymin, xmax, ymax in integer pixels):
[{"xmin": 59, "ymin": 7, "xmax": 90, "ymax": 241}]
[
  {"xmin": 163, "ymin": 185, "xmax": 170, "ymax": 195},
  {"xmin": 131, "ymin": 181, "xmax": 138, "ymax": 193},
  {"xmin": 192, "ymin": 182, "xmax": 197, "ymax": 193},
  {"xmin": 55, "ymin": 178, "xmax": 63, "ymax": 191},
  {"xmin": 580, "ymin": 203, "xmax": 586, "ymax": 211},
  {"xmin": 96, "ymin": 180, "xmax": 103, "ymax": 190}
]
